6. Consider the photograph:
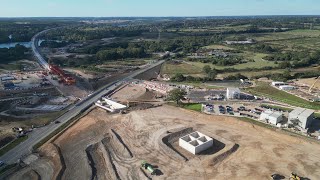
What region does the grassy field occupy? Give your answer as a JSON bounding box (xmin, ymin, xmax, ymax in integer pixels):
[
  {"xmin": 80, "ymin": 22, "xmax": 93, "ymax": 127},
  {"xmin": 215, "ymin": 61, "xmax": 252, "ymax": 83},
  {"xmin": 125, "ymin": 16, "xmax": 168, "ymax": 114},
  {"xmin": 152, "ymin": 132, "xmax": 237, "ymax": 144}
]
[
  {"xmin": 0, "ymin": 64, "xmax": 20, "ymax": 71},
  {"xmin": 246, "ymin": 82, "xmax": 320, "ymax": 110},
  {"xmin": 203, "ymin": 44, "xmax": 234, "ymax": 50},
  {"xmin": 253, "ymin": 29, "xmax": 320, "ymax": 42},
  {"xmin": 161, "ymin": 62, "xmax": 203, "ymax": 75},
  {"xmin": 161, "ymin": 54, "xmax": 276, "ymax": 77},
  {"xmin": 183, "ymin": 103, "xmax": 202, "ymax": 112},
  {"xmin": 0, "ymin": 136, "xmax": 28, "ymax": 157},
  {"xmin": 267, "ymin": 37, "xmax": 320, "ymax": 51}
]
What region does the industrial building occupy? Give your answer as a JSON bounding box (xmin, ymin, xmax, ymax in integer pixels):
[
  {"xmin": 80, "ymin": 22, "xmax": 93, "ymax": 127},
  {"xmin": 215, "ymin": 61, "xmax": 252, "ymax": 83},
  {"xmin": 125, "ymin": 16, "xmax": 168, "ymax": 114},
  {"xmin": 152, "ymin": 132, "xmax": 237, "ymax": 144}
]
[
  {"xmin": 226, "ymin": 88, "xmax": 241, "ymax": 100},
  {"xmin": 179, "ymin": 131, "xmax": 213, "ymax": 155},
  {"xmin": 279, "ymin": 85, "xmax": 295, "ymax": 91},
  {"xmin": 259, "ymin": 110, "xmax": 283, "ymax": 125},
  {"xmin": 95, "ymin": 97, "xmax": 127, "ymax": 113},
  {"xmin": 288, "ymin": 108, "xmax": 314, "ymax": 129}
]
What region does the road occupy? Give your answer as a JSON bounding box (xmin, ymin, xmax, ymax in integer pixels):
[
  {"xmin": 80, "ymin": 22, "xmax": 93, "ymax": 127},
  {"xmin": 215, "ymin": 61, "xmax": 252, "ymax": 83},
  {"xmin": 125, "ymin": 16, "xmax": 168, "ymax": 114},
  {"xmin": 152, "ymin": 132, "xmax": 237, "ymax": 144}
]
[
  {"xmin": 0, "ymin": 60, "xmax": 164, "ymax": 164},
  {"xmin": 0, "ymin": 27, "xmax": 165, "ymax": 164},
  {"xmin": 31, "ymin": 29, "xmax": 52, "ymax": 70}
]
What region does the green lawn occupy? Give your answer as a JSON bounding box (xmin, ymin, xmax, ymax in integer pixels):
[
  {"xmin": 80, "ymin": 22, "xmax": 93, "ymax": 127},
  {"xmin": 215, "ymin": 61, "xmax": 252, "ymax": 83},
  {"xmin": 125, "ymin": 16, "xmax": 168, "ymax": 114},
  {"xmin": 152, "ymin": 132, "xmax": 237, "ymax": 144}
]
[
  {"xmin": 268, "ymin": 37, "xmax": 320, "ymax": 51},
  {"xmin": 161, "ymin": 62, "xmax": 203, "ymax": 75},
  {"xmin": 188, "ymin": 52, "xmax": 275, "ymax": 70},
  {"xmin": 254, "ymin": 29, "xmax": 320, "ymax": 42},
  {"xmin": 0, "ymin": 136, "xmax": 28, "ymax": 157},
  {"xmin": 183, "ymin": 103, "xmax": 202, "ymax": 112},
  {"xmin": 203, "ymin": 44, "xmax": 234, "ymax": 50},
  {"xmin": 247, "ymin": 82, "xmax": 320, "ymax": 110}
]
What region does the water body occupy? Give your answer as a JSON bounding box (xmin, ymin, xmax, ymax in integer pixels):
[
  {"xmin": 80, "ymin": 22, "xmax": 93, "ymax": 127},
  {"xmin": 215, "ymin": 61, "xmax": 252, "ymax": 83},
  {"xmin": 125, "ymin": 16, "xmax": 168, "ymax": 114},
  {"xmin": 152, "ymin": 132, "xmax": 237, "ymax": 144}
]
[
  {"xmin": 0, "ymin": 39, "xmax": 53, "ymax": 49},
  {"xmin": 0, "ymin": 39, "xmax": 65, "ymax": 49},
  {"xmin": 0, "ymin": 42, "xmax": 31, "ymax": 48}
]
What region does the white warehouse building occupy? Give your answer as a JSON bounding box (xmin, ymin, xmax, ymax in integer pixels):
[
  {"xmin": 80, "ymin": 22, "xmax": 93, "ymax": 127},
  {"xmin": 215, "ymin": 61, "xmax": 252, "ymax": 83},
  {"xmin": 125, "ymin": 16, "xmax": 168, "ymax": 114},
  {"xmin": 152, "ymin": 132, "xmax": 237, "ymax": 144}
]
[
  {"xmin": 272, "ymin": 81, "xmax": 288, "ymax": 87},
  {"xmin": 279, "ymin": 85, "xmax": 295, "ymax": 91},
  {"xmin": 179, "ymin": 131, "xmax": 213, "ymax": 155},
  {"xmin": 259, "ymin": 110, "xmax": 283, "ymax": 125},
  {"xmin": 226, "ymin": 88, "xmax": 241, "ymax": 100},
  {"xmin": 288, "ymin": 108, "xmax": 314, "ymax": 129}
]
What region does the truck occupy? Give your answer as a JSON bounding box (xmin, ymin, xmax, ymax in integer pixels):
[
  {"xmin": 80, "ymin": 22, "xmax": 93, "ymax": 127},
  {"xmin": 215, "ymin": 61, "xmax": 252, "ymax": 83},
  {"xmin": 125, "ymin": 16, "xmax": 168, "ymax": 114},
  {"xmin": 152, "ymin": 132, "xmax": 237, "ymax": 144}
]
[{"xmin": 141, "ymin": 161, "xmax": 156, "ymax": 175}]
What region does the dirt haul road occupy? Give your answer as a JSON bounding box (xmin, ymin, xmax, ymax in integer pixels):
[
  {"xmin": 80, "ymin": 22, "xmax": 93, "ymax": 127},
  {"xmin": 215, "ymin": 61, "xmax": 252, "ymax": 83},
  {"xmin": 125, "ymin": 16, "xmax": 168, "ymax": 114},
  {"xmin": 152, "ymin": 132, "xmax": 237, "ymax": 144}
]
[{"xmin": 7, "ymin": 105, "xmax": 320, "ymax": 180}]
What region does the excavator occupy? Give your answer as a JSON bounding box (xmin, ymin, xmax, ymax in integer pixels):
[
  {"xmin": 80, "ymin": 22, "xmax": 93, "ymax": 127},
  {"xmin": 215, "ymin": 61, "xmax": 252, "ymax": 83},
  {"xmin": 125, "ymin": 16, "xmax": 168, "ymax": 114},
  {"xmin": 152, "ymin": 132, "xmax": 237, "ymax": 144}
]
[
  {"xmin": 271, "ymin": 172, "xmax": 306, "ymax": 180},
  {"xmin": 289, "ymin": 173, "xmax": 301, "ymax": 180}
]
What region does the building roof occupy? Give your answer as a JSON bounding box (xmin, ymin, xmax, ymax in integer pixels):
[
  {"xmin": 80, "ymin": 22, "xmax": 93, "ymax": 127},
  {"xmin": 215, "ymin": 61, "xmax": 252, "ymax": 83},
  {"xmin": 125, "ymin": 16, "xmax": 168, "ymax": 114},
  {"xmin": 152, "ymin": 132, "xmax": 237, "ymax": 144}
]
[
  {"xmin": 272, "ymin": 81, "xmax": 285, "ymax": 84},
  {"xmin": 299, "ymin": 109, "xmax": 314, "ymax": 118},
  {"xmin": 290, "ymin": 108, "xmax": 314, "ymax": 118},
  {"xmin": 227, "ymin": 88, "xmax": 240, "ymax": 92},
  {"xmin": 279, "ymin": 85, "xmax": 294, "ymax": 88},
  {"xmin": 262, "ymin": 110, "xmax": 282, "ymax": 118},
  {"xmin": 269, "ymin": 112, "xmax": 283, "ymax": 118}
]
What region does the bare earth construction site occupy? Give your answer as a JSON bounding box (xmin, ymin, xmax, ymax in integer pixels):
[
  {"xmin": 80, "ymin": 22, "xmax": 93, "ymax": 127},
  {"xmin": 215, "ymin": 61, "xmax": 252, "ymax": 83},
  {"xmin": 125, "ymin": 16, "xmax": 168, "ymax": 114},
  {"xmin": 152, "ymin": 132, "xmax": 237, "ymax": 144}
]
[{"xmin": 8, "ymin": 84, "xmax": 320, "ymax": 180}]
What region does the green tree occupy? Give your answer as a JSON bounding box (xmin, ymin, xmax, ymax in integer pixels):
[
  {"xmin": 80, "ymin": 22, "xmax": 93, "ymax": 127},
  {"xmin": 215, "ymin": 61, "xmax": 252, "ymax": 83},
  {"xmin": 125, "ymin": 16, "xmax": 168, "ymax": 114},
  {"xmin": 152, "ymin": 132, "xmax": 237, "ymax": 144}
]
[
  {"xmin": 171, "ymin": 73, "xmax": 186, "ymax": 82},
  {"xmin": 207, "ymin": 68, "xmax": 217, "ymax": 79},
  {"xmin": 167, "ymin": 89, "xmax": 187, "ymax": 104},
  {"xmin": 203, "ymin": 65, "xmax": 212, "ymax": 74},
  {"xmin": 278, "ymin": 61, "xmax": 291, "ymax": 69}
]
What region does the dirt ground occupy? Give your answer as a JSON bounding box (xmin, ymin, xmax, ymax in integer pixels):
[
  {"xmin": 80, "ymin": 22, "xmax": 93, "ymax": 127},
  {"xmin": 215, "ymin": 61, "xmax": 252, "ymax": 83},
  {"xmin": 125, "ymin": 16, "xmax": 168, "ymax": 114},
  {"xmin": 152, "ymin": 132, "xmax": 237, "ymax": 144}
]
[
  {"xmin": 8, "ymin": 102, "xmax": 320, "ymax": 180},
  {"xmin": 111, "ymin": 84, "xmax": 159, "ymax": 103},
  {"xmin": 297, "ymin": 78, "xmax": 320, "ymax": 89}
]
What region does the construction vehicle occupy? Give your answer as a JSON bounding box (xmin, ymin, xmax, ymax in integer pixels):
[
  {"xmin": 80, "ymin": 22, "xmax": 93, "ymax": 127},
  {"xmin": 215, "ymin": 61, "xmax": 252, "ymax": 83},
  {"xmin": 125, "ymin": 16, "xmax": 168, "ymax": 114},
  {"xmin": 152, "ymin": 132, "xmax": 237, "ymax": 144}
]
[
  {"xmin": 141, "ymin": 161, "xmax": 156, "ymax": 175},
  {"xmin": 270, "ymin": 173, "xmax": 284, "ymax": 180},
  {"xmin": 309, "ymin": 76, "xmax": 320, "ymax": 93},
  {"xmin": 289, "ymin": 172, "xmax": 301, "ymax": 180}
]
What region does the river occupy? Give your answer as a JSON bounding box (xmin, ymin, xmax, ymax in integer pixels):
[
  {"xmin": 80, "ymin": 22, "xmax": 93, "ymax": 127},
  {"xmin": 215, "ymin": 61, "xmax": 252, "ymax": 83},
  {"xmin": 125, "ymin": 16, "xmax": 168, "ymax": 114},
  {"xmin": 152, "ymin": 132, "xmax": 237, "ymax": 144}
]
[{"xmin": 0, "ymin": 40, "xmax": 48, "ymax": 49}]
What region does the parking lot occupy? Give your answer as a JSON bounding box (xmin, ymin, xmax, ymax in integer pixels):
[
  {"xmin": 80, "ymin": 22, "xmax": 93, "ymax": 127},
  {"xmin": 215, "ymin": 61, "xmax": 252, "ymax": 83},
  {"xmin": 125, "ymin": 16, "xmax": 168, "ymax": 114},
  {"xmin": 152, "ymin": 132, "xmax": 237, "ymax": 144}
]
[
  {"xmin": 202, "ymin": 103, "xmax": 290, "ymax": 124},
  {"xmin": 187, "ymin": 90, "xmax": 255, "ymax": 103}
]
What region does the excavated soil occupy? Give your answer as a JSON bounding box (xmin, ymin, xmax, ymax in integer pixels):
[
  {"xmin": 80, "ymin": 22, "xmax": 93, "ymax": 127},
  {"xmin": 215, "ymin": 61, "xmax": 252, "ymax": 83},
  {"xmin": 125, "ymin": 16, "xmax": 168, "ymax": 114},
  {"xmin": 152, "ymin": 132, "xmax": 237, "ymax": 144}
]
[{"xmin": 8, "ymin": 105, "xmax": 320, "ymax": 180}]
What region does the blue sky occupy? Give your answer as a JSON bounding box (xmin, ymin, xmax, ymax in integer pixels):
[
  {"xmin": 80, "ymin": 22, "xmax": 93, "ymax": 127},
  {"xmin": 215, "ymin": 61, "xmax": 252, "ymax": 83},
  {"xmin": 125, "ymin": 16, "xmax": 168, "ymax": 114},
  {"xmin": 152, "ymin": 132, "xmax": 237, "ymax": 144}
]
[{"xmin": 1, "ymin": 0, "xmax": 319, "ymax": 17}]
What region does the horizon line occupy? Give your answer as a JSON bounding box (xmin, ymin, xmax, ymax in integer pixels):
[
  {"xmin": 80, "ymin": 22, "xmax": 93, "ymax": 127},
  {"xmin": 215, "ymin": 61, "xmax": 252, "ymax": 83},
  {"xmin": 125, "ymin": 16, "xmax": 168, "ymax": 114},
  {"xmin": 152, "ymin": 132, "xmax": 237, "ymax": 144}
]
[{"xmin": 0, "ymin": 15, "xmax": 320, "ymax": 18}]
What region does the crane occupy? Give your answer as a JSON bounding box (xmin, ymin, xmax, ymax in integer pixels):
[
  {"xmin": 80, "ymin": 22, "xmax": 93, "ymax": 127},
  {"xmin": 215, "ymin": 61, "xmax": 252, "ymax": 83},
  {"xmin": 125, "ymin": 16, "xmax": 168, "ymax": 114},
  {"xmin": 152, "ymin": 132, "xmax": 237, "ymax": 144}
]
[{"xmin": 308, "ymin": 76, "xmax": 320, "ymax": 93}]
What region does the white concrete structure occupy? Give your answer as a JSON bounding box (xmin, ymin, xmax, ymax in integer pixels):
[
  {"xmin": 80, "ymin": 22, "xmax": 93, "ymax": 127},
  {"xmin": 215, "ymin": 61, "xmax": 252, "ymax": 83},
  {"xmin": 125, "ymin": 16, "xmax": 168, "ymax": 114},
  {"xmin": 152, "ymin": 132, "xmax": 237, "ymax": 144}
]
[
  {"xmin": 288, "ymin": 108, "xmax": 314, "ymax": 129},
  {"xmin": 226, "ymin": 88, "xmax": 241, "ymax": 100},
  {"xmin": 179, "ymin": 131, "xmax": 213, "ymax": 155},
  {"xmin": 259, "ymin": 110, "xmax": 283, "ymax": 125},
  {"xmin": 95, "ymin": 97, "xmax": 127, "ymax": 113},
  {"xmin": 272, "ymin": 81, "xmax": 288, "ymax": 87},
  {"xmin": 279, "ymin": 85, "xmax": 295, "ymax": 91},
  {"xmin": 0, "ymin": 76, "xmax": 15, "ymax": 82}
]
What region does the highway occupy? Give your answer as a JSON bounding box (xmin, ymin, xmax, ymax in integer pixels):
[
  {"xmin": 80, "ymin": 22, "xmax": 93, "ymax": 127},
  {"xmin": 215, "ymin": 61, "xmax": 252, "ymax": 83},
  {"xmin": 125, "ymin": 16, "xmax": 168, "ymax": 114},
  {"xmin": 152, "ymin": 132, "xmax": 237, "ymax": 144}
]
[
  {"xmin": 0, "ymin": 28, "xmax": 165, "ymax": 164},
  {"xmin": 31, "ymin": 29, "xmax": 52, "ymax": 70}
]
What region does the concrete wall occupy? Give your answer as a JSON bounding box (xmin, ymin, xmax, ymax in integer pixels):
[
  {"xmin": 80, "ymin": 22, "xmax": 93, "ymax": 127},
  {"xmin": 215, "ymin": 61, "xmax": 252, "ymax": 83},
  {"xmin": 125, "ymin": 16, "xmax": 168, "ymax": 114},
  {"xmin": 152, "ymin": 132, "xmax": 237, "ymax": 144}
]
[
  {"xmin": 133, "ymin": 63, "xmax": 163, "ymax": 80},
  {"xmin": 96, "ymin": 98, "xmax": 127, "ymax": 113},
  {"xmin": 179, "ymin": 131, "xmax": 213, "ymax": 155},
  {"xmin": 269, "ymin": 116, "xmax": 282, "ymax": 125}
]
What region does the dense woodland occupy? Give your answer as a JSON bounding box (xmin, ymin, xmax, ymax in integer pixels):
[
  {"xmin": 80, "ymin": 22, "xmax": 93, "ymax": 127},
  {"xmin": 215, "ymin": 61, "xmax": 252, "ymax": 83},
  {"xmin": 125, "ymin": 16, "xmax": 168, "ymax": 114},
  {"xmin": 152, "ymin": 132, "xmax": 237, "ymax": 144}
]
[{"xmin": 0, "ymin": 45, "xmax": 29, "ymax": 64}]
